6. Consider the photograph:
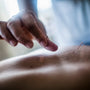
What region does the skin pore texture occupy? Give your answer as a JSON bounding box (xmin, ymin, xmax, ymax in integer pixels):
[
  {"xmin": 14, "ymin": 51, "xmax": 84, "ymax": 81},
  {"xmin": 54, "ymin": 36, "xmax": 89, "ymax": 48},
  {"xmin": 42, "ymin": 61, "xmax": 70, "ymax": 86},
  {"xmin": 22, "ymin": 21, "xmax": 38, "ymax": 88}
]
[{"xmin": 0, "ymin": 45, "xmax": 90, "ymax": 90}]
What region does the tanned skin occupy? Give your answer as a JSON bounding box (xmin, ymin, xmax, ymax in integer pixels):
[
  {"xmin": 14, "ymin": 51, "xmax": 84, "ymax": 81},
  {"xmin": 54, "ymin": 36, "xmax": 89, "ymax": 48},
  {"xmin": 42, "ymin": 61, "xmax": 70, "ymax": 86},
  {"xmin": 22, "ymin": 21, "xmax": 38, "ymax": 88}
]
[{"xmin": 0, "ymin": 46, "xmax": 90, "ymax": 90}]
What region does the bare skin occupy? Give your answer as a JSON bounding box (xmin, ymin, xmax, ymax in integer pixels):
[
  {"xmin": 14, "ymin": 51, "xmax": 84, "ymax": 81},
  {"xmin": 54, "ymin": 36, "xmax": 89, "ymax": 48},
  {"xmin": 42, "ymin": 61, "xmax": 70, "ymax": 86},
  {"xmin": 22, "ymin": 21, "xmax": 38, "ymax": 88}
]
[
  {"xmin": 0, "ymin": 10, "xmax": 58, "ymax": 51},
  {"xmin": 0, "ymin": 45, "xmax": 90, "ymax": 90},
  {"xmin": 0, "ymin": 0, "xmax": 57, "ymax": 51},
  {"xmin": 0, "ymin": 0, "xmax": 90, "ymax": 89}
]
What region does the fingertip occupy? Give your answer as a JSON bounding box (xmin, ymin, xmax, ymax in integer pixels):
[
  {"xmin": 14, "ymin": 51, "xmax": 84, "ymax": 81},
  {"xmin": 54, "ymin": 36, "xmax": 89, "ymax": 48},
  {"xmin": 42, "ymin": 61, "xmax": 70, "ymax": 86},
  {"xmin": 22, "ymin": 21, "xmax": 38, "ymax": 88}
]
[
  {"xmin": 40, "ymin": 39, "xmax": 58, "ymax": 51},
  {"xmin": 45, "ymin": 40, "xmax": 58, "ymax": 51}
]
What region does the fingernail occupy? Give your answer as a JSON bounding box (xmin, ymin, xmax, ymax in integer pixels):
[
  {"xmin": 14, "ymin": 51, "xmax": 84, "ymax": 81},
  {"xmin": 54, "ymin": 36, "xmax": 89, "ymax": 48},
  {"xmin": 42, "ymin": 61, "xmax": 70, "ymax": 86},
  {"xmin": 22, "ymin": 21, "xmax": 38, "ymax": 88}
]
[
  {"xmin": 25, "ymin": 43, "xmax": 33, "ymax": 48},
  {"xmin": 10, "ymin": 41, "xmax": 17, "ymax": 46}
]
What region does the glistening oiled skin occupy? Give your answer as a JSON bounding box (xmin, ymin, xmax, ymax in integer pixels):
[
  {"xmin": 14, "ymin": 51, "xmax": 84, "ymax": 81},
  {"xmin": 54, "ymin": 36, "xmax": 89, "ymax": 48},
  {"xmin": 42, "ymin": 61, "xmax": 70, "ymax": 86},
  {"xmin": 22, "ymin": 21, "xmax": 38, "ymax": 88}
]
[{"xmin": 0, "ymin": 46, "xmax": 90, "ymax": 90}]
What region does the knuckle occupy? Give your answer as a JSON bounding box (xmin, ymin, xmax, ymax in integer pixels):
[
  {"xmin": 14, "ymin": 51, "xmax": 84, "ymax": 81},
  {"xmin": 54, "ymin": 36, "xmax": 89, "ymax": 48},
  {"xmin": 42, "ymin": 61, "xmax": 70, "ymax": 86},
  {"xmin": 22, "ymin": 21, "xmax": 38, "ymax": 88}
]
[
  {"xmin": 7, "ymin": 15, "xmax": 20, "ymax": 28},
  {"xmin": 7, "ymin": 21, "xmax": 15, "ymax": 27},
  {"xmin": 22, "ymin": 13, "xmax": 35, "ymax": 26}
]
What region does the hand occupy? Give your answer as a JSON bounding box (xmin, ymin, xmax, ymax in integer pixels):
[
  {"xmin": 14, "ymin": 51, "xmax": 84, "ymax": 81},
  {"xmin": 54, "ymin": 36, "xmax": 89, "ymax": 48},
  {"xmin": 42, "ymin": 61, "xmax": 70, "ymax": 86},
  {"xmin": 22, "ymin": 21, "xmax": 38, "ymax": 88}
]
[{"xmin": 0, "ymin": 10, "xmax": 58, "ymax": 51}]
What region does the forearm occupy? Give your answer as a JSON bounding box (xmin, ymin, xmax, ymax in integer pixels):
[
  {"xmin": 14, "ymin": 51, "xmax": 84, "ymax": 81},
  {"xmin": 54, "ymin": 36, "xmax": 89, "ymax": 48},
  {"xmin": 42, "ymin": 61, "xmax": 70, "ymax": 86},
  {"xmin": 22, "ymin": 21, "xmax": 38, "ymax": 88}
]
[{"xmin": 17, "ymin": 0, "xmax": 37, "ymax": 15}]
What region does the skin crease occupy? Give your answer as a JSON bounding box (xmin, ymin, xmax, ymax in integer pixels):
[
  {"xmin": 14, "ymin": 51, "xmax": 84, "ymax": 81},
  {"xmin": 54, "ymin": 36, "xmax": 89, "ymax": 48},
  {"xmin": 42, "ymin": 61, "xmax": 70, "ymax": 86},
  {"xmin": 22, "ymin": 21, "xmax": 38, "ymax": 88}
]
[{"xmin": 0, "ymin": 45, "xmax": 90, "ymax": 90}]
